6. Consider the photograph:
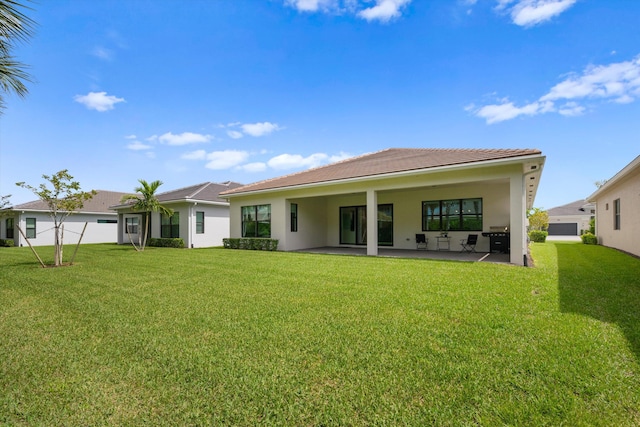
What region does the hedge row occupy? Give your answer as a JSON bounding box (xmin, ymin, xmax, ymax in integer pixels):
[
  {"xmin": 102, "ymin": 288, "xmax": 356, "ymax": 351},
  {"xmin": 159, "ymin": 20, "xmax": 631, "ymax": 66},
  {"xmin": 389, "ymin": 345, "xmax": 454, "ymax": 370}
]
[
  {"xmin": 223, "ymin": 238, "xmax": 279, "ymax": 251},
  {"xmin": 148, "ymin": 238, "xmax": 185, "ymax": 248},
  {"xmin": 0, "ymin": 239, "xmax": 14, "ymax": 247}
]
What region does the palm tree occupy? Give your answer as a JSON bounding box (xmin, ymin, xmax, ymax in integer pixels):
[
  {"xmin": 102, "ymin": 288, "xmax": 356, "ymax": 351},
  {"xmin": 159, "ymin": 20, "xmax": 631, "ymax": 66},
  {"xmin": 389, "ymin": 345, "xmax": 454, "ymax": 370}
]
[
  {"xmin": 0, "ymin": 0, "xmax": 35, "ymax": 112},
  {"xmin": 120, "ymin": 179, "xmax": 173, "ymax": 251}
]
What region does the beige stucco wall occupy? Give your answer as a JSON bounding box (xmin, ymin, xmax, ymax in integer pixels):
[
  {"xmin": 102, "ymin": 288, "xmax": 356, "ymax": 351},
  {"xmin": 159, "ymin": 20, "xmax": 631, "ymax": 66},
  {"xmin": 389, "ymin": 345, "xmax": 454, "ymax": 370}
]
[{"xmin": 593, "ymin": 167, "xmax": 640, "ymax": 257}]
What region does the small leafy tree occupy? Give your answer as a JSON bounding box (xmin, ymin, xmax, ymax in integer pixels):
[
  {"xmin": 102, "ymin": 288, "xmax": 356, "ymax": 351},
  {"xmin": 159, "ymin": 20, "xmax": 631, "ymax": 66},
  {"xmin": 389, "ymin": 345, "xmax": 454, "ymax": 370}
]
[
  {"xmin": 120, "ymin": 179, "xmax": 173, "ymax": 252},
  {"xmin": 16, "ymin": 170, "xmax": 96, "ymax": 266},
  {"xmin": 527, "ymin": 207, "xmax": 549, "ymax": 231}
]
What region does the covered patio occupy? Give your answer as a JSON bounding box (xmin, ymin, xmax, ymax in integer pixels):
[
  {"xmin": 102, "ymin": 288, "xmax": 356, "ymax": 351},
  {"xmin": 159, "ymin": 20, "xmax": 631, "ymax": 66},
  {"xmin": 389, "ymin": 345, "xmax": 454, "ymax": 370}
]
[{"xmin": 298, "ymin": 247, "xmax": 513, "ymax": 264}]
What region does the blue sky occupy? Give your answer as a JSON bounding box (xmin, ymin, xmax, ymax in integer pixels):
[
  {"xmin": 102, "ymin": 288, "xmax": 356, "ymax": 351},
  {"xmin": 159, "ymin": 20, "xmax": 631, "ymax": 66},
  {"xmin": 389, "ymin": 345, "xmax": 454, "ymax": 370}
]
[{"xmin": 1, "ymin": 0, "xmax": 639, "ymax": 209}]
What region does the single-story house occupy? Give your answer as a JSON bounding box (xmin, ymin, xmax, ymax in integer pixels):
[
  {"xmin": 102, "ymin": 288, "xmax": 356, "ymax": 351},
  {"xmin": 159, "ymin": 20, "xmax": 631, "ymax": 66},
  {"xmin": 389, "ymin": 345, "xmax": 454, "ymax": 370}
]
[
  {"xmin": 220, "ymin": 148, "xmax": 546, "ymax": 266},
  {"xmin": 547, "ymin": 199, "xmax": 594, "ymax": 236},
  {"xmin": 1, "ymin": 190, "xmax": 128, "ymax": 247},
  {"xmin": 587, "ymin": 154, "xmax": 640, "ymax": 257},
  {"xmin": 110, "ymin": 181, "xmax": 243, "ymax": 248}
]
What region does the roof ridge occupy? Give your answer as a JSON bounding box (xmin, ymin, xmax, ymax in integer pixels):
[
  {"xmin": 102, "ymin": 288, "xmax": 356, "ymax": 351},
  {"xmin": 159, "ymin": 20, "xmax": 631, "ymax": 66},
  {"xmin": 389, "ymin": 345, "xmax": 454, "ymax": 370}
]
[
  {"xmin": 186, "ymin": 182, "xmax": 213, "ymax": 199},
  {"xmin": 156, "ymin": 182, "xmax": 210, "ymax": 197}
]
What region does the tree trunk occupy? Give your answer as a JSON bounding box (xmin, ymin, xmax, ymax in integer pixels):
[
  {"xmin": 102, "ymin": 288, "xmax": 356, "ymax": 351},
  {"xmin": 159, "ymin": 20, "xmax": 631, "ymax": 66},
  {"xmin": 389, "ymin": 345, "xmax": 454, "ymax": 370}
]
[
  {"xmin": 54, "ymin": 224, "xmax": 63, "ymax": 266},
  {"xmin": 141, "ymin": 212, "xmax": 150, "ymax": 251}
]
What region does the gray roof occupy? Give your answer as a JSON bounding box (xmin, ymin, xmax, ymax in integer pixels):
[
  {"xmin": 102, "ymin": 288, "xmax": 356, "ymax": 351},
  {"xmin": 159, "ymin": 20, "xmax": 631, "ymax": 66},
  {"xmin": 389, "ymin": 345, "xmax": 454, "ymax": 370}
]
[
  {"xmin": 547, "ymin": 199, "xmax": 594, "ymax": 216},
  {"xmin": 11, "ymin": 190, "xmax": 128, "ymax": 214},
  {"xmin": 156, "ymin": 181, "xmax": 244, "ymax": 203},
  {"xmin": 111, "ymin": 182, "xmax": 244, "ymax": 209},
  {"xmin": 221, "ymin": 148, "xmax": 543, "ymax": 196}
]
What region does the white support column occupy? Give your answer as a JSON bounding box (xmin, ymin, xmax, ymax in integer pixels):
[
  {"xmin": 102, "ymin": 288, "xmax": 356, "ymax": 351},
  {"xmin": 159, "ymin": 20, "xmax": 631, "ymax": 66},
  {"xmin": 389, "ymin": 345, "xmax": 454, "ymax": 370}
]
[
  {"xmin": 510, "ymin": 173, "xmax": 526, "ymax": 266},
  {"xmin": 366, "ymin": 189, "xmax": 378, "ymax": 256}
]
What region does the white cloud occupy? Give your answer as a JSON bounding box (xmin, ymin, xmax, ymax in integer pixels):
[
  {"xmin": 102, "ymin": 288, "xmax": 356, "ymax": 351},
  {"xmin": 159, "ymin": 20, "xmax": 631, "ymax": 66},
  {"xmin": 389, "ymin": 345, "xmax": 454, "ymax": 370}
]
[
  {"xmin": 227, "ymin": 130, "xmax": 244, "ymax": 139},
  {"xmin": 205, "ymin": 150, "xmax": 249, "ymax": 170},
  {"xmin": 241, "ymin": 122, "xmax": 282, "ymax": 137},
  {"xmin": 497, "ymin": 0, "xmax": 577, "ymax": 27},
  {"xmin": 474, "ymin": 100, "xmax": 544, "ymax": 124},
  {"xmin": 285, "ymin": 0, "xmax": 410, "ymax": 22},
  {"xmin": 181, "ymin": 150, "xmax": 207, "ymax": 160},
  {"xmin": 472, "ymin": 55, "xmax": 640, "ymax": 124},
  {"xmin": 238, "ymin": 162, "xmax": 268, "ymax": 173},
  {"xmin": 557, "ymin": 102, "xmax": 585, "ymax": 117},
  {"xmin": 127, "ymin": 141, "xmax": 153, "ymax": 151},
  {"xmin": 91, "ymin": 46, "xmax": 113, "ymax": 61},
  {"xmin": 267, "ymin": 153, "xmax": 328, "ymax": 170},
  {"xmin": 358, "ymin": 0, "xmax": 411, "ymax": 22},
  {"xmin": 157, "ymin": 132, "xmax": 211, "ymax": 146},
  {"xmin": 328, "ymin": 151, "xmax": 354, "ymax": 163},
  {"xmin": 286, "ymin": 0, "xmax": 334, "ymax": 12},
  {"xmin": 540, "ymin": 57, "xmax": 640, "ymax": 103},
  {"xmin": 74, "ymin": 91, "xmax": 125, "ymax": 112},
  {"xmin": 266, "ymin": 151, "xmax": 353, "ymax": 170}
]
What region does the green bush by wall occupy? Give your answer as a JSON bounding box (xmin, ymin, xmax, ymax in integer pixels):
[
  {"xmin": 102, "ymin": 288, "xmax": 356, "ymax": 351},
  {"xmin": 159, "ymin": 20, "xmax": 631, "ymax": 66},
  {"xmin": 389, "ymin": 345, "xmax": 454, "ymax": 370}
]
[
  {"xmin": 223, "ymin": 238, "xmax": 279, "ymax": 251},
  {"xmin": 580, "ymin": 233, "xmax": 598, "ymax": 245},
  {"xmin": 528, "ymin": 230, "xmax": 548, "ymax": 243},
  {"xmin": 148, "ymin": 238, "xmax": 185, "ymax": 248},
  {"xmin": 0, "ymin": 239, "xmax": 15, "ymax": 247}
]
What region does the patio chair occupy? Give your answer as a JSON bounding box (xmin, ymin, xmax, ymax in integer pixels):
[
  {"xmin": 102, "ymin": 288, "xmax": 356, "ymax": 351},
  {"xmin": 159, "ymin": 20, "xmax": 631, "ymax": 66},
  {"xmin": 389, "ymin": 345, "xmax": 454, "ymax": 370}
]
[
  {"xmin": 416, "ymin": 233, "xmax": 428, "ymax": 250},
  {"xmin": 460, "ymin": 234, "xmax": 478, "ymax": 252}
]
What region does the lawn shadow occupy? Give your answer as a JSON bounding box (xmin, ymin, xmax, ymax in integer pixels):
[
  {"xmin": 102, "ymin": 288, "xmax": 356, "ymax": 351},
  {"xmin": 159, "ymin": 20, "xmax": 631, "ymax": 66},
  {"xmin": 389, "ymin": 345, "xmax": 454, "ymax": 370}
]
[{"xmin": 556, "ymin": 242, "xmax": 640, "ymax": 361}]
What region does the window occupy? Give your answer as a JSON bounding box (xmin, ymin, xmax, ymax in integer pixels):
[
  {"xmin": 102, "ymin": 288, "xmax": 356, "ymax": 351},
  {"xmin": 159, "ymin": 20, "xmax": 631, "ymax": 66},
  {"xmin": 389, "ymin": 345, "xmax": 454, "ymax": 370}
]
[
  {"xmin": 242, "ymin": 205, "xmax": 271, "ymax": 237},
  {"xmin": 5, "ymin": 218, "xmax": 14, "ymax": 239},
  {"xmin": 378, "ymin": 204, "xmax": 393, "ymax": 246},
  {"xmin": 161, "ymin": 212, "xmax": 180, "ymax": 238},
  {"xmin": 196, "ymin": 211, "xmax": 205, "ymax": 234},
  {"xmin": 422, "ymin": 198, "xmax": 482, "ymax": 231},
  {"xmin": 339, "ymin": 204, "xmax": 393, "ymax": 246},
  {"xmin": 291, "ymin": 203, "xmax": 298, "ymax": 232},
  {"xmin": 97, "ymin": 219, "xmax": 117, "ymax": 224},
  {"xmin": 26, "ymin": 218, "xmax": 36, "ymax": 239},
  {"xmin": 614, "ymin": 198, "xmax": 621, "ymax": 230},
  {"xmin": 126, "ymin": 217, "xmax": 139, "ymax": 234}
]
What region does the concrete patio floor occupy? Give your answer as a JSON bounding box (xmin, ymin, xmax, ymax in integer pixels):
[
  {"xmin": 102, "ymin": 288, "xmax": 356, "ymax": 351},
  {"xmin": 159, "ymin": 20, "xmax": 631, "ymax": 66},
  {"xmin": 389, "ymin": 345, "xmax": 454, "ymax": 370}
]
[{"xmin": 297, "ymin": 247, "xmax": 512, "ymax": 264}]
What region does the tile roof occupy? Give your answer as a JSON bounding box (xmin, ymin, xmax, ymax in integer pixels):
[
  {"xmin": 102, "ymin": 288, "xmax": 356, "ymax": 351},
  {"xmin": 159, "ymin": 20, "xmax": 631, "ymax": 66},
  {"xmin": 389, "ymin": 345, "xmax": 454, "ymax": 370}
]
[
  {"xmin": 221, "ymin": 148, "xmax": 542, "ymax": 196},
  {"xmin": 11, "ymin": 190, "xmax": 128, "ymax": 214},
  {"xmin": 155, "ymin": 181, "xmax": 244, "ymax": 203}
]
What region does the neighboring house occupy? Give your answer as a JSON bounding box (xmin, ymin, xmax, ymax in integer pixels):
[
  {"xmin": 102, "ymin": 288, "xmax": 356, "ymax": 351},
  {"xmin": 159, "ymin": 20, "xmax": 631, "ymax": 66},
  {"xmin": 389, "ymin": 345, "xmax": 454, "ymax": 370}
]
[
  {"xmin": 220, "ymin": 148, "xmax": 546, "ymax": 266},
  {"xmin": 1, "ymin": 190, "xmax": 127, "ymax": 247},
  {"xmin": 547, "ymin": 199, "xmax": 594, "ymax": 236},
  {"xmin": 110, "ymin": 181, "xmax": 243, "ymax": 248},
  {"xmin": 587, "ymin": 154, "xmax": 640, "ymax": 257}
]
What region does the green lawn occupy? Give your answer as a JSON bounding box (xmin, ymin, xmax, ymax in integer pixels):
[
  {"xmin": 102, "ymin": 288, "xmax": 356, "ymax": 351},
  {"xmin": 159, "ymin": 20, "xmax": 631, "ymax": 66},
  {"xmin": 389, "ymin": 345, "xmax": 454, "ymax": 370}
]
[{"xmin": 1, "ymin": 242, "xmax": 639, "ymax": 426}]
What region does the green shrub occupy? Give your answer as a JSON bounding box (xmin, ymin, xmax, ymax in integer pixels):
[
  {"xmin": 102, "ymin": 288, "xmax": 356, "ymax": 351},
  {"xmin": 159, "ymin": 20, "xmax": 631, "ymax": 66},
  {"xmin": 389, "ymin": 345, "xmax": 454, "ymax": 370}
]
[
  {"xmin": 0, "ymin": 239, "xmax": 15, "ymax": 247},
  {"xmin": 528, "ymin": 230, "xmax": 548, "ymax": 243},
  {"xmin": 223, "ymin": 238, "xmax": 279, "ymax": 251},
  {"xmin": 581, "ymin": 233, "xmax": 598, "ymax": 245},
  {"xmin": 148, "ymin": 238, "xmax": 185, "ymax": 248}
]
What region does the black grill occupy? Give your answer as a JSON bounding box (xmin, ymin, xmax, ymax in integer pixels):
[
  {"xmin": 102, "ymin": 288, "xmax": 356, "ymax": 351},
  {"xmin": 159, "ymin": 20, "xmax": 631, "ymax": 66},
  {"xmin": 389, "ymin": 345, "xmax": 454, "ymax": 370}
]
[{"xmin": 482, "ymin": 232, "xmax": 510, "ymax": 254}]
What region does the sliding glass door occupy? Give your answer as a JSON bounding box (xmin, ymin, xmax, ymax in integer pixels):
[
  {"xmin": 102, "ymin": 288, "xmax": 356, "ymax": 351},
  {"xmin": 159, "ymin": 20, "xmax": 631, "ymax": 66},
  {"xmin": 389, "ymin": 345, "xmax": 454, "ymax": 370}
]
[{"xmin": 340, "ymin": 204, "xmax": 392, "ymax": 246}]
